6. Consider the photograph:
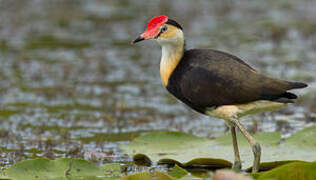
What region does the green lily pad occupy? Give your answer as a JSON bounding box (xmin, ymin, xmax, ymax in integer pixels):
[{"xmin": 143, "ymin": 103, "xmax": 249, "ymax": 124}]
[
  {"xmin": 120, "ymin": 171, "xmax": 180, "ymax": 180},
  {"xmin": 184, "ymin": 158, "xmax": 232, "ymax": 169},
  {"xmin": 121, "ymin": 129, "xmax": 316, "ymax": 169},
  {"xmin": 155, "ymin": 171, "xmax": 178, "ymax": 180},
  {"xmin": 127, "ymin": 131, "xmax": 206, "ymax": 150},
  {"xmin": 158, "ymin": 158, "xmax": 183, "ymax": 167},
  {"xmin": 102, "ymin": 163, "xmax": 122, "ymax": 177},
  {"xmin": 246, "ymin": 160, "xmax": 307, "ymax": 172},
  {"xmin": 4, "ymin": 158, "xmax": 121, "ymax": 180},
  {"xmin": 157, "ymin": 158, "xmax": 232, "ymax": 170},
  {"xmin": 285, "ymin": 126, "xmax": 316, "ymax": 149},
  {"xmin": 0, "ymin": 176, "xmax": 11, "ymax": 180},
  {"xmin": 168, "ymin": 164, "xmax": 188, "ymax": 179},
  {"xmin": 120, "ymin": 131, "xmax": 224, "ymax": 164},
  {"xmin": 257, "ymin": 161, "xmax": 316, "ymax": 180},
  {"xmin": 215, "ymin": 131, "xmax": 281, "ymax": 146},
  {"xmin": 133, "ymin": 154, "xmax": 152, "ymax": 166},
  {"xmin": 120, "ymin": 172, "xmax": 152, "ymax": 180}
]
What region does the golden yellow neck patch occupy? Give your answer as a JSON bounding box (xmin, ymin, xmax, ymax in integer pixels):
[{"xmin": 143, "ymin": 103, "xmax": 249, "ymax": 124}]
[
  {"xmin": 157, "ymin": 25, "xmax": 184, "ymax": 87},
  {"xmin": 160, "ymin": 42, "xmax": 184, "ymax": 86}
]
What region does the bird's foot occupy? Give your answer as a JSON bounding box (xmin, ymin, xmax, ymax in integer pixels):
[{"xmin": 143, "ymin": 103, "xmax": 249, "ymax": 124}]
[
  {"xmin": 232, "ymin": 161, "xmax": 242, "ymax": 170},
  {"xmin": 251, "ymin": 143, "xmax": 261, "ymax": 172}
]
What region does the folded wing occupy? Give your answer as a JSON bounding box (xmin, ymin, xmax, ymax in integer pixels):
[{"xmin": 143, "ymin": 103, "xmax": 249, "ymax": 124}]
[{"xmin": 179, "ymin": 49, "xmax": 307, "ymax": 108}]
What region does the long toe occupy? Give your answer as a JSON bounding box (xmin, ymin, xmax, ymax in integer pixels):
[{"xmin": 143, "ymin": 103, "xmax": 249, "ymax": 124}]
[
  {"xmin": 251, "ymin": 143, "xmax": 261, "ymax": 172},
  {"xmin": 232, "ymin": 161, "xmax": 242, "ymax": 170}
]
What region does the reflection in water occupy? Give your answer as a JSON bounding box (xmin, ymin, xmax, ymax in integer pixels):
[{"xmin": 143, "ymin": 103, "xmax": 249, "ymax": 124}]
[{"xmin": 0, "ymin": 0, "xmax": 315, "ymax": 169}]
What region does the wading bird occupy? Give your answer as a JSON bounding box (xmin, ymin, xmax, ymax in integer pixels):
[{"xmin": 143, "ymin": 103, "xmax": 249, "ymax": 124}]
[{"xmin": 132, "ymin": 15, "xmax": 307, "ymax": 172}]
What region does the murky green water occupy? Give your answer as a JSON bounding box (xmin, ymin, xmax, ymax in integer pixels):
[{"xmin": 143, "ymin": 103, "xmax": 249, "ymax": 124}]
[{"xmin": 0, "ymin": 0, "xmax": 315, "ymax": 169}]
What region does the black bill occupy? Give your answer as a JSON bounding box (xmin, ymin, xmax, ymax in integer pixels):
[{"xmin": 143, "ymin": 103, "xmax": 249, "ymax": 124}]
[{"xmin": 132, "ymin": 36, "xmax": 145, "ymax": 44}]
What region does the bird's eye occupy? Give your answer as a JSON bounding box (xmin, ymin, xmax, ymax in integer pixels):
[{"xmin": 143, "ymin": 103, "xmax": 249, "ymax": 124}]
[{"xmin": 161, "ymin": 26, "xmax": 168, "ymax": 32}]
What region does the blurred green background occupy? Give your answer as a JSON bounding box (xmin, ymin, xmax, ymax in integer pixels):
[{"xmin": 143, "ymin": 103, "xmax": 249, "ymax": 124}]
[{"xmin": 0, "ymin": 0, "xmax": 315, "ymax": 169}]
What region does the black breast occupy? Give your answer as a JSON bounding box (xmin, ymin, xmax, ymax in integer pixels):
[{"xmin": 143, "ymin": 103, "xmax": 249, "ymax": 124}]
[{"xmin": 166, "ymin": 52, "xmax": 206, "ymax": 113}]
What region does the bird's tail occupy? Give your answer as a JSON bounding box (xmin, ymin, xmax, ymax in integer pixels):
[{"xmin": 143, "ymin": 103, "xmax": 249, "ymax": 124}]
[
  {"xmin": 288, "ymin": 81, "xmax": 308, "ymax": 89},
  {"xmin": 272, "ymin": 81, "xmax": 307, "ymax": 103}
]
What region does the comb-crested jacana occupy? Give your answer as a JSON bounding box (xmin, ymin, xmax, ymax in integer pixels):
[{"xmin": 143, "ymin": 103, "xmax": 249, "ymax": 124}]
[{"xmin": 132, "ymin": 15, "xmax": 307, "ymax": 172}]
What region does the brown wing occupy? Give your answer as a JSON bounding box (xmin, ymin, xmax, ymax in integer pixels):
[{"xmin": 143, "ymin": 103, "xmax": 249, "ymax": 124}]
[{"xmin": 179, "ymin": 49, "xmax": 299, "ymax": 107}]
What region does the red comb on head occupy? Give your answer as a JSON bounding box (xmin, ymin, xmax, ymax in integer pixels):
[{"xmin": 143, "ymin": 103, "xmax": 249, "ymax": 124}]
[
  {"xmin": 147, "ymin": 16, "xmax": 168, "ymax": 30},
  {"xmin": 141, "ymin": 16, "xmax": 169, "ymax": 39}
]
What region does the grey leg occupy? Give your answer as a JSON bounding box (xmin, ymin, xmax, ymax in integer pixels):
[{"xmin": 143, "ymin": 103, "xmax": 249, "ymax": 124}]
[
  {"xmin": 231, "ymin": 126, "xmax": 242, "ymax": 170},
  {"xmin": 231, "ymin": 117, "xmax": 261, "ymax": 172}
]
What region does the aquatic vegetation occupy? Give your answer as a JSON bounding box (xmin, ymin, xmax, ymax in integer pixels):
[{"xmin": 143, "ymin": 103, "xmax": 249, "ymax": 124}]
[{"xmin": 1, "ymin": 127, "xmax": 315, "ymax": 179}]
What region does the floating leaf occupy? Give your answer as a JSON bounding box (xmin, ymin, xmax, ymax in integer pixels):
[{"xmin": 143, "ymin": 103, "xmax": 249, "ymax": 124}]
[
  {"xmin": 189, "ymin": 169, "xmax": 213, "ymax": 179},
  {"xmin": 120, "ymin": 171, "xmax": 179, "ymax": 180},
  {"xmin": 184, "ymin": 158, "xmax": 232, "ymax": 169},
  {"xmin": 102, "ymin": 163, "xmax": 122, "ymax": 177},
  {"xmin": 158, "ymin": 159, "xmax": 183, "ymax": 167},
  {"xmin": 120, "ymin": 131, "xmax": 229, "ymax": 164},
  {"xmin": 246, "ymin": 160, "xmax": 307, "ymax": 172},
  {"xmin": 4, "ymin": 158, "xmax": 120, "ymax": 180},
  {"xmin": 0, "ymin": 176, "xmax": 11, "ymax": 180},
  {"xmin": 257, "ymin": 161, "xmax": 316, "ymax": 180},
  {"xmin": 285, "ymin": 126, "xmax": 316, "ymax": 149},
  {"xmin": 158, "ymin": 158, "xmax": 231, "ymax": 176},
  {"xmin": 215, "ymin": 131, "xmax": 281, "ymax": 146},
  {"xmin": 121, "ymin": 130, "xmax": 316, "ymax": 169},
  {"xmin": 133, "ymin": 154, "xmax": 152, "ymax": 166},
  {"xmin": 168, "ymin": 164, "xmax": 188, "ymax": 179},
  {"xmin": 120, "ymin": 172, "xmax": 152, "ymax": 180},
  {"xmin": 155, "ymin": 171, "xmax": 177, "ymax": 180},
  {"xmin": 126, "ymin": 131, "xmax": 206, "ymax": 150}
]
